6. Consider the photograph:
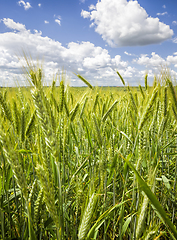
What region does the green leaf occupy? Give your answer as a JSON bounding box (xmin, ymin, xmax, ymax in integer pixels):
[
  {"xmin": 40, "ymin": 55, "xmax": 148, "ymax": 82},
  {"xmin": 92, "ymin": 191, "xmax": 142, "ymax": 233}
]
[
  {"xmin": 162, "ymin": 175, "xmax": 171, "ymax": 190},
  {"xmin": 114, "ymin": 127, "xmax": 133, "ymax": 145},
  {"xmin": 70, "ymin": 123, "xmax": 78, "ymax": 146},
  {"xmin": 165, "ymin": 152, "xmax": 177, "ymax": 156},
  {"xmin": 86, "ymin": 200, "xmax": 129, "ymax": 239},
  {"xmin": 162, "ymin": 138, "xmax": 176, "ymax": 150},
  {"xmin": 17, "ymin": 149, "xmax": 33, "ymax": 154},
  {"xmin": 122, "ymin": 154, "xmax": 177, "ymax": 239},
  {"xmin": 122, "ymin": 214, "xmax": 136, "ymax": 236}
]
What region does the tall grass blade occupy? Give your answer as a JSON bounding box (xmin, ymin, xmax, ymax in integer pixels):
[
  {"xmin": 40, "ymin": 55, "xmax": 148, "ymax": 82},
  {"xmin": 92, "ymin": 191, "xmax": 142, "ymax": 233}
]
[{"xmin": 122, "ymin": 154, "xmax": 177, "ymax": 239}]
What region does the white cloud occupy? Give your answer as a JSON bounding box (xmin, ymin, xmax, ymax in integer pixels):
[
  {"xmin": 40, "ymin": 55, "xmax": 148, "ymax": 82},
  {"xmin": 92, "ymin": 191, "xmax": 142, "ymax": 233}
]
[
  {"xmin": 171, "ymin": 69, "xmax": 177, "ymax": 78},
  {"xmin": 1, "ymin": 18, "xmax": 177, "ymax": 87},
  {"xmin": 33, "ymin": 29, "xmax": 42, "ymax": 36},
  {"xmin": 81, "ymin": 10, "xmax": 90, "ymax": 18},
  {"xmin": 89, "ymin": 4, "xmax": 96, "ymax": 10},
  {"xmin": 157, "ymin": 12, "xmax": 168, "ymax": 16},
  {"xmin": 124, "ymin": 51, "xmax": 131, "ymax": 56},
  {"xmin": 0, "ymin": 18, "xmax": 130, "ymax": 86},
  {"xmin": 172, "ymin": 37, "xmax": 177, "ymax": 43},
  {"xmin": 112, "ymin": 55, "xmax": 128, "ymax": 69},
  {"xmin": 55, "ymin": 19, "xmax": 61, "ymax": 26},
  {"xmin": 81, "ymin": 0, "xmax": 173, "ymax": 47},
  {"xmin": 89, "ymin": 22, "xmax": 95, "ymax": 28},
  {"xmin": 82, "ymin": 48, "xmax": 111, "ymax": 69},
  {"xmin": 167, "ymin": 54, "xmax": 177, "ymax": 68},
  {"xmin": 38, "ymin": 3, "xmax": 41, "ymax": 7},
  {"xmin": 172, "ymin": 21, "xmax": 177, "ymax": 25},
  {"xmin": 124, "ymin": 51, "xmax": 135, "ymax": 57},
  {"xmin": 44, "ymin": 20, "xmax": 49, "ymax": 24},
  {"xmin": 162, "ymin": 5, "xmax": 166, "ymax": 9},
  {"xmin": 133, "ymin": 52, "xmax": 170, "ymax": 74},
  {"xmin": 124, "ymin": 51, "xmax": 138, "ymax": 57},
  {"xmin": 55, "ymin": 16, "xmax": 61, "ymax": 26},
  {"xmin": 18, "ymin": 1, "xmax": 32, "ymax": 10},
  {"xmin": 2, "ymin": 18, "xmax": 26, "ymax": 32}
]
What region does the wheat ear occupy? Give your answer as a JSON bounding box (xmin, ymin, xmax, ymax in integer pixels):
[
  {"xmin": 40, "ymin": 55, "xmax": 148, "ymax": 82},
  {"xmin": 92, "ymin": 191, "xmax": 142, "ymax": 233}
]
[{"xmin": 78, "ymin": 193, "xmax": 98, "ymax": 240}]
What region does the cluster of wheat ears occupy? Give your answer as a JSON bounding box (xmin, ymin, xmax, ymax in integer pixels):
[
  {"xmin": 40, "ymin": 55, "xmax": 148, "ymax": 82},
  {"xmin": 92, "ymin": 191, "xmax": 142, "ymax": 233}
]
[{"xmin": 0, "ymin": 66, "xmax": 177, "ymax": 239}]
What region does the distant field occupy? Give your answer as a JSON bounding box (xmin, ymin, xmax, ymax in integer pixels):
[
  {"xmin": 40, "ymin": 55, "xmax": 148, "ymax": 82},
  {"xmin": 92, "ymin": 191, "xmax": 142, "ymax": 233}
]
[{"xmin": 1, "ymin": 85, "xmax": 142, "ymax": 101}]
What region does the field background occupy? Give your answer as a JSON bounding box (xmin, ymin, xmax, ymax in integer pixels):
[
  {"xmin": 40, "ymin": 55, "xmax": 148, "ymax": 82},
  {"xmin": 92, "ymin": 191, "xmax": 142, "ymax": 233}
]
[{"xmin": 0, "ymin": 70, "xmax": 177, "ymax": 239}]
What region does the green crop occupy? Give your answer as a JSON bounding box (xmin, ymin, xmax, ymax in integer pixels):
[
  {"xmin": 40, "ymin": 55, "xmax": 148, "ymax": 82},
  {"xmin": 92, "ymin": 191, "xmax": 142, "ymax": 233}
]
[{"xmin": 0, "ymin": 68, "xmax": 176, "ymax": 239}]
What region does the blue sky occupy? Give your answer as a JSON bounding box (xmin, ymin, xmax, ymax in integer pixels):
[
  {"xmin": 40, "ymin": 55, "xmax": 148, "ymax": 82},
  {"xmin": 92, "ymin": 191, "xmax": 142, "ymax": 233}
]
[{"xmin": 1, "ymin": 0, "xmax": 177, "ymax": 86}]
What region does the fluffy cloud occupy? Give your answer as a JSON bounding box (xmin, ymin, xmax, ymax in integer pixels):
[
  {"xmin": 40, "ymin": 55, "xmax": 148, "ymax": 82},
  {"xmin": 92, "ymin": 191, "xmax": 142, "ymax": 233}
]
[
  {"xmin": 133, "ymin": 52, "xmax": 168, "ymax": 69},
  {"xmin": 135, "ymin": 52, "xmax": 177, "ymax": 71},
  {"xmin": 55, "ymin": 19, "xmax": 61, "ymax": 26},
  {"xmin": 55, "ymin": 16, "xmax": 61, "ymax": 26},
  {"xmin": 81, "ymin": 0, "xmax": 173, "ymax": 47},
  {"xmin": 38, "ymin": 3, "xmax": 41, "ymax": 7},
  {"xmin": 2, "ymin": 18, "xmax": 26, "ymax": 32},
  {"xmin": 167, "ymin": 54, "xmax": 177, "ymax": 68},
  {"xmin": 81, "ymin": 10, "xmax": 90, "ymax": 19},
  {"xmin": 89, "ymin": 4, "xmax": 96, "ymax": 11},
  {"xmin": 0, "ymin": 18, "xmax": 130, "ymax": 86},
  {"xmin": 1, "ymin": 18, "xmax": 176, "ymax": 87},
  {"xmin": 83, "ymin": 50, "xmax": 111, "ymax": 69},
  {"xmin": 44, "ymin": 20, "xmax": 49, "ymax": 24},
  {"xmin": 18, "ymin": 1, "xmax": 32, "ymax": 10}
]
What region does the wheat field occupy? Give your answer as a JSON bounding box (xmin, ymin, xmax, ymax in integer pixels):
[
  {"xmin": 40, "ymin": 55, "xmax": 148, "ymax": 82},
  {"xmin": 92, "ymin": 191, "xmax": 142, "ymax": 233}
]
[{"xmin": 0, "ymin": 68, "xmax": 177, "ymax": 239}]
